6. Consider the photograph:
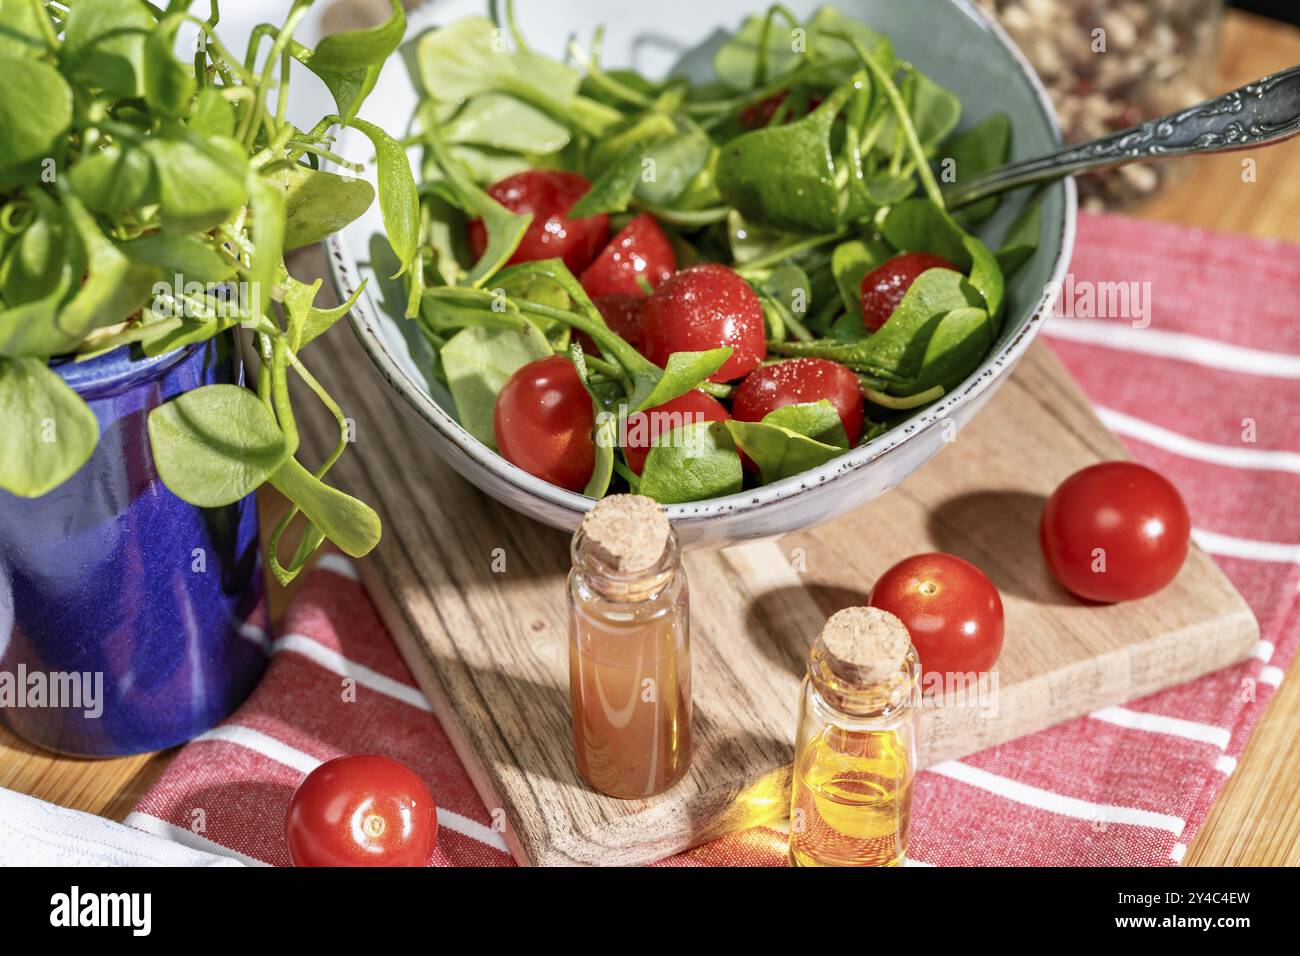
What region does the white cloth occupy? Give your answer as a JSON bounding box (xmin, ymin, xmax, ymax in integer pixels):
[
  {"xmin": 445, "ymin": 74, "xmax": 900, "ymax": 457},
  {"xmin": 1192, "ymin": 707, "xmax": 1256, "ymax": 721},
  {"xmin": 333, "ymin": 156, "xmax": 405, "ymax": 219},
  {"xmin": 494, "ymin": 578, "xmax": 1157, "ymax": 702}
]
[{"xmin": 0, "ymin": 788, "xmax": 243, "ymax": 867}]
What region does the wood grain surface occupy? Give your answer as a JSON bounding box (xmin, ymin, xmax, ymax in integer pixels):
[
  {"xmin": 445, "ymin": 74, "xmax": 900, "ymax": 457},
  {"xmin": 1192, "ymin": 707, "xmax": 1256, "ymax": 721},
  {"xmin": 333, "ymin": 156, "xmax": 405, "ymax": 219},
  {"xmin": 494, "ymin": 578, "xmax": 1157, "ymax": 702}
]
[{"xmin": 1, "ymin": 8, "xmax": 1296, "ymax": 867}]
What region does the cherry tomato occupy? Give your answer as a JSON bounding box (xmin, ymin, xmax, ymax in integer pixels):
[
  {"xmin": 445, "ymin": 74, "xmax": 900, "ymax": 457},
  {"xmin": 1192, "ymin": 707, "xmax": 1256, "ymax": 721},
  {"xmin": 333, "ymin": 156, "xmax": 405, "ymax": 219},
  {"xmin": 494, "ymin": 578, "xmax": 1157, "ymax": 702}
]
[
  {"xmin": 739, "ymin": 92, "xmax": 789, "ymax": 129},
  {"xmin": 579, "ymin": 213, "xmax": 676, "ymax": 299},
  {"xmin": 467, "ymin": 170, "xmax": 609, "ymax": 274},
  {"xmin": 1040, "ymin": 461, "xmax": 1190, "ymax": 603},
  {"xmin": 494, "ymin": 355, "xmax": 595, "ymax": 492},
  {"xmin": 869, "ymin": 553, "xmax": 1004, "ymax": 677},
  {"xmin": 738, "ymin": 91, "xmax": 823, "ymax": 128},
  {"xmin": 641, "ymin": 263, "xmax": 766, "ymax": 382},
  {"xmin": 859, "ymin": 252, "xmax": 960, "ymax": 331},
  {"xmin": 575, "ymin": 293, "xmax": 645, "ymax": 358},
  {"xmin": 731, "ymin": 358, "xmax": 865, "ymax": 446},
  {"xmin": 285, "ymin": 755, "xmax": 438, "ymax": 867},
  {"xmin": 621, "ymin": 389, "xmax": 732, "ymax": 476}
]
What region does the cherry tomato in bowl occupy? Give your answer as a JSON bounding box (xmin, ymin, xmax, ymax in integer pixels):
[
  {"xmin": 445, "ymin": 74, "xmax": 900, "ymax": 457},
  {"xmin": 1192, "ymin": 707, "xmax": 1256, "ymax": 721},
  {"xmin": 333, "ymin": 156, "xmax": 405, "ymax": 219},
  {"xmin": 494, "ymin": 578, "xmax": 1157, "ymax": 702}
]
[
  {"xmin": 285, "ymin": 755, "xmax": 438, "ymax": 867},
  {"xmin": 641, "ymin": 263, "xmax": 766, "ymax": 382},
  {"xmin": 575, "ymin": 293, "xmax": 646, "ymax": 358},
  {"xmin": 580, "ymin": 213, "xmax": 675, "ymax": 300},
  {"xmin": 859, "ymin": 252, "xmax": 960, "ymax": 331},
  {"xmin": 467, "ymin": 169, "xmax": 609, "ymax": 275},
  {"xmin": 494, "ymin": 355, "xmax": 595, "ymax": 492},
  {"xmin": 732, "ymin": 357, "xmax": 864, "ymax": 446},
  {"xmin": 1040, "ymin": 461, "xmax": 1190, "ymax": 603},
  {"xmin": 868, "ymin": 552, "xmax": 1004, "ymax": 677}
]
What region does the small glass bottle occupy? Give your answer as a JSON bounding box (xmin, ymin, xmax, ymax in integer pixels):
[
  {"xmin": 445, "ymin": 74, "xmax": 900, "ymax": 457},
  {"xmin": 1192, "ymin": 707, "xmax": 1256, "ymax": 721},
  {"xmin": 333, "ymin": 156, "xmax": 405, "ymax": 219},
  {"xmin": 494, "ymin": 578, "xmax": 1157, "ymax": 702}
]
[
  {"xmin": 567, "ymin": 495, "xmax": 691, "ymax": 799},
  {"xmin": 788, "ymin": 607, "xmax": 920, "ymax": 867}
]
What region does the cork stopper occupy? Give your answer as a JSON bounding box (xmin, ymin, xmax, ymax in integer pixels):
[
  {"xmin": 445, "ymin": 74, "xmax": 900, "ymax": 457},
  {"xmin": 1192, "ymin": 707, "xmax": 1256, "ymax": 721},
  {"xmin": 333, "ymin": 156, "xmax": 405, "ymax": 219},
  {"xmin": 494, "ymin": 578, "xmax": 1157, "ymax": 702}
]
[
  {"xmin": 578, "ymin": 494, "xmax": 671, "ymax": 573},
  {"xmin": 817, "ymin": 607, "xmax": 912, "ymax": 685}
]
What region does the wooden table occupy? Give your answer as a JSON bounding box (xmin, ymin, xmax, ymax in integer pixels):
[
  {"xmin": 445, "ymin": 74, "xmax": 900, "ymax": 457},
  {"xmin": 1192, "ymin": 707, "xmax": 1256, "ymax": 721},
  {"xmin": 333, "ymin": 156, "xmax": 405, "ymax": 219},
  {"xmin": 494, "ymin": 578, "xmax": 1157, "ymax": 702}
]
[{"xmin": 1, "ymin": 10, "xmax": 1297, "ymax": 866}]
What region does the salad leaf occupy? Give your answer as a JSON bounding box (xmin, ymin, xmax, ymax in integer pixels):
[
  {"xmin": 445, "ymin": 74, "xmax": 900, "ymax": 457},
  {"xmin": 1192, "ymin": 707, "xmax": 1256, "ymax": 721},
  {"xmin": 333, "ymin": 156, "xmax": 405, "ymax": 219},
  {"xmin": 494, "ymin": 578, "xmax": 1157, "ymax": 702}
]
[
  {"xmin": 143, "ymin": 133, "xmax": 248, "ymax": 234},
  {"xmin": 636, "ymin": 130, "xmax": 713, "ymax": 207},
  {"xmin": 629, "ymin": 348, "xmax": 733, "ymax": 412},
  {"xmin": 725, "ymin": 400, "xmax": 849, "ymax": 484},
  {"xmin": 348, "ymin": 119, "xmax": 420, "ymax": 281},
  {"xmin": 771, "ymin": 266, "xmax": 983, "ymax": 387},
  {"xmin": 147, "ymin": 383, "xmax": 292, "ymax": 508},
  {"xmin": 881, "ymin": 197, "xmax": 972, "ymax": 267},
  {"xmin": 0, "ymin": 55, "xmax": 72, "ymax": 186},
  {"xmin": 442, "ymin": 93, "xmax": 571, "ymax": 155},
  {"xmin": 0, "ymin": 0, "xmax": 47, "ymax": 59},
  {"xmin": 292, "ymin": 0, "xmax": 405, "ymax": 124},
  {"xmin": 267, "ymin": 458, "xmax": 382, "ymax": 560},
  {"xmin": 0, "ymin": 357, "xmax": 99, "ymax": 498},
  {"xmin": 441, "ymin": 324, "xmax": 550, "ymax": 448},
  {"xmin": 68, "ymin": 145, "xmax": 158, "ymax": 214},
  {"xmin": 585, "ymin": 413, "xmax": 617, "ymax": 498},
  {"xmin": 904, "ymin": 70, "xmax": 961, "ymax": 152},
  {"xmin": 570, "ymin": 142, "xmax": 643, "ymax": 218},
  {"xmin": 904, "ymin": 304, "xmax": 993, "ymax": 394},
  {"xmin": 58, "ymin": 193, "xmax": 159, "ymax": 340},
  {"xmin": 143, "ymin": 14, "xmax": 196, "ymax": 120},
  {"xmin": 417, "ymin": 16, "xmax": 617, "ymax": 136},
  {"xmin": 995, "ymin": 199, "xmax": 1042, "ymax": 273},
  {"xmin": 639, "ymin": 420, "xmax": 743, "ymax": 503},
  {"xmin": 60, "ymin": 0, "xmax": 151, "ymax": 99},
  {"xmin": 717, "ymin": 80, "xmax": 854, "ymax": 232},
  {"xmin": 310, "ymin": 0, "xmax": 406, "ymax": 73},
  {"xmin": 764, "ymin": 400, "xmax": 849, "ymax": 447},
  {"xmin": 942, "ymin": 112, "xmax": 1011, "ymax": 224},
  {"xmin": 278, "ymin": 164, "xmax": 378, "ymax": 252},
  {"xmin": 119, "ymin": 234, "xmax": 236, "ymax": 284}
]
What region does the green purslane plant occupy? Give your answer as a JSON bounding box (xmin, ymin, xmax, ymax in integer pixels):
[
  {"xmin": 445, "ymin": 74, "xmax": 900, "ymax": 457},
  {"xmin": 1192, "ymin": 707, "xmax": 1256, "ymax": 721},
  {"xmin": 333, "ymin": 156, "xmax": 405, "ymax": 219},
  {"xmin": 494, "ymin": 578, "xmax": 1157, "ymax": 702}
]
[
  {"xmin": 402, "ymin": 1, "xmax": 1042, "ymax": 505},
  {"xmin": 0, "ymin": 0, "xmax": 420, "ymax": 583}
]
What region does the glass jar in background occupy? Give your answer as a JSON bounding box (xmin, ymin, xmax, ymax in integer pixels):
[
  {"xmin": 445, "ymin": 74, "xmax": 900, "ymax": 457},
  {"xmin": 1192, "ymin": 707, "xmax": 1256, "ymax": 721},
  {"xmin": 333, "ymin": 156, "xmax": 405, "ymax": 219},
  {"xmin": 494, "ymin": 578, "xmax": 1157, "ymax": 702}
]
[
  {"xmin": 978, "ymin": 0, "xmax": 1225, "ymax": 208},
  {"xmin": 788, "ymin": 607, "xmax": 920, "ymax": 867}
]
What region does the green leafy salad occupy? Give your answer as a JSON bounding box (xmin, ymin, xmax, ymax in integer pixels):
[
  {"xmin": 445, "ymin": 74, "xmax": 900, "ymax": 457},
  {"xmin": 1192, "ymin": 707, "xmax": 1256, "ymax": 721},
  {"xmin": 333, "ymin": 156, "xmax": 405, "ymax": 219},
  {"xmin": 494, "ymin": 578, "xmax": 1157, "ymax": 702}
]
[{"xmin": 403, "ymin": 1, "xmax": 1041, "ymax": 503}]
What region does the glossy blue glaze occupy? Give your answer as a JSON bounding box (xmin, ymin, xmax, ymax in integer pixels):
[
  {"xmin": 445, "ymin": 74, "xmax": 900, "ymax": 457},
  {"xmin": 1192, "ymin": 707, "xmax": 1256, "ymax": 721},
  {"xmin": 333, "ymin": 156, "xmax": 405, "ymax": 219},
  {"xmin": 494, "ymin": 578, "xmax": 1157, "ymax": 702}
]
[{"xmin": 0, "ymin": 335, "xmax": 268, "ymax": 756}]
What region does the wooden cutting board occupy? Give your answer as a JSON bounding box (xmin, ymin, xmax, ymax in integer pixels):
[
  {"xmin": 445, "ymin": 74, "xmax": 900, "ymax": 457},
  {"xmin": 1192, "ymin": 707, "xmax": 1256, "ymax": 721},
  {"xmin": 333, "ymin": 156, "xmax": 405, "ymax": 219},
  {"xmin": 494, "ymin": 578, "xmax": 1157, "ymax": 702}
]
[{"xmin": 288, "ymin": 257, "xmax": 1257, "ymax": 866}]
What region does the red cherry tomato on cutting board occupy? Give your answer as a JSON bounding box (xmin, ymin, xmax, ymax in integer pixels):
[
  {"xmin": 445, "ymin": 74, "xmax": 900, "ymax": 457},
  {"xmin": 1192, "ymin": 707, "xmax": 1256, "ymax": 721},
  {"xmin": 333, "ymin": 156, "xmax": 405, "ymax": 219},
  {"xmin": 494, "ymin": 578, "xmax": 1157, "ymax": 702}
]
[
  {"xmin": 467, "ymin": 170, "xmax": 609, "ymax": 274},
  {"xmin": 859, "ymin": 252, "xmax": 960, "ymax": 331},
  {"xmin": 580, "ymin": 213, "xmax": 676, "ymax": 300},
  {"xmin": 621, "ymin": 389, "xmax": 733, "ymax": 476},
  {"xmin": 575, "ymin": 293, "xmax": 646, "ymax": 358},
  {"xmin": 731, "ymin": 357, "xmax": 865, "ymax": 446},
  {"xmin": 1040, "ymin": 461, "xmax": 1190, "ymax": 603},
  {"xmin": 285, "ymin": 755, "xmax": 438, "ymax": 867},
  {"xmin": 641, "ymin": 263, "xmax": 766, "ymax": 382},
  {"xmin": 869, "ymin": 553, "xmax": 1004, "ymax": 676},
  {"xmin": 494, "ymin": 355, "xmax": 595, "ymax": 492}
]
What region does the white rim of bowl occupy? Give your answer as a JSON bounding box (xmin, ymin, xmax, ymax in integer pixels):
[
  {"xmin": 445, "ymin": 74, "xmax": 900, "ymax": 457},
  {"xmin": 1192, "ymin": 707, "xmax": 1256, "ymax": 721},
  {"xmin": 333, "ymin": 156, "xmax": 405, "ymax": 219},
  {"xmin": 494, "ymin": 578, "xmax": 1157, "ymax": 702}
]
[{"xmin": 325, "ymin": 0, "xmax": 1078, "ymax": 528}]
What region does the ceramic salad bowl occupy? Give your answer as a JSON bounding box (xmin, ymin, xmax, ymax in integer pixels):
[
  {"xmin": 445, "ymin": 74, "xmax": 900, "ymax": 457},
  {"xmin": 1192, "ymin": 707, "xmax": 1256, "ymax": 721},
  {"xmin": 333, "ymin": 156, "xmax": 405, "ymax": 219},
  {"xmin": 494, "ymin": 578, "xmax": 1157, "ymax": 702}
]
[{"xmin": 325, "ymin": 0, "xmax": 1076, "ymax": 548}]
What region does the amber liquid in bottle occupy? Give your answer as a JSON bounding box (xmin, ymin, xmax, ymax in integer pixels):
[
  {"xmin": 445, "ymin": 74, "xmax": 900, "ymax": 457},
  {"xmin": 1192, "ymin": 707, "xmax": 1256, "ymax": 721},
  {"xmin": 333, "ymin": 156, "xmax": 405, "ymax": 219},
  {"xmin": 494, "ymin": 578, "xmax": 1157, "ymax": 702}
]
[
  {"xmin": 788, "ymin": 608, "xmax": 919, "ymax": 867},
  {"xmin": 567, "ymin": 500, "xmax": 691, "ymax": 799}
]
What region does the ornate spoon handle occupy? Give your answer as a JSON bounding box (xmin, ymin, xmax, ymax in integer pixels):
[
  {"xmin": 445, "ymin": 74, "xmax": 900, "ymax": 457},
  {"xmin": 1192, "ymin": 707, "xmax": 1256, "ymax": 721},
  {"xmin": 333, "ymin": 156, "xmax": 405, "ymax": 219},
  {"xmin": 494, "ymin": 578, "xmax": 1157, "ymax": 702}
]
[{"xmin": 944, "ymin": 64, "xmax": 1300, "ymax": 209}]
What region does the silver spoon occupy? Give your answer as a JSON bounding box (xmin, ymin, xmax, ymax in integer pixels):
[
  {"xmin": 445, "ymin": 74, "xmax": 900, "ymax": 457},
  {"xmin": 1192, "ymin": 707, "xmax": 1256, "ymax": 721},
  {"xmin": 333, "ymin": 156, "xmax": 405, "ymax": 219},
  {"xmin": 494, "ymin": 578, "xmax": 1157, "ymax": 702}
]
[{"xmin": 943, "ymin": 64, "xmax": 1300, "ymax": 209}]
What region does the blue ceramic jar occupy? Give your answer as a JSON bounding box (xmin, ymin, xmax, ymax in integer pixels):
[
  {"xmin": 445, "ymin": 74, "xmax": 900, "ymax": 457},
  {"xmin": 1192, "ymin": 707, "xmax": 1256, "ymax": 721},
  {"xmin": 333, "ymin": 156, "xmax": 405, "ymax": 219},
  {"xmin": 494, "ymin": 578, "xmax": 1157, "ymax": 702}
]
[{"xmin": 0, "ymin": 334, "xmax": 269, "ymax": 756}]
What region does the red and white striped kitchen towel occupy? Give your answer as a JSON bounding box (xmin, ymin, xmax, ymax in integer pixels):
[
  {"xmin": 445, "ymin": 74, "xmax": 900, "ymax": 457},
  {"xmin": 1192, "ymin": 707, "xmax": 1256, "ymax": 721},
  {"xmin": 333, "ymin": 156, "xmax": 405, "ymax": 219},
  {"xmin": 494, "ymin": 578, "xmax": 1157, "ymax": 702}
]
[{"xmin": 128, "ymin": 211, "xmax": 1299, "ymax": 866}]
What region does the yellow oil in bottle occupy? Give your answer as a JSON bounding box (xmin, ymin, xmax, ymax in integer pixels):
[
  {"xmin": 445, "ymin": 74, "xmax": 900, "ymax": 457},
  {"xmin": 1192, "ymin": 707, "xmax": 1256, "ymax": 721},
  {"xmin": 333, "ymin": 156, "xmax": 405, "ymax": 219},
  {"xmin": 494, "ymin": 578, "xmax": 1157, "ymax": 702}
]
[
  {"xmin": 787, "ymin": 607, "xmax": 919, "ymax": 867},
  {"xmin": 789, "ymin": 724, "xmax": 912, "ymax": 867}
]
